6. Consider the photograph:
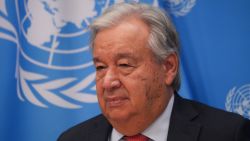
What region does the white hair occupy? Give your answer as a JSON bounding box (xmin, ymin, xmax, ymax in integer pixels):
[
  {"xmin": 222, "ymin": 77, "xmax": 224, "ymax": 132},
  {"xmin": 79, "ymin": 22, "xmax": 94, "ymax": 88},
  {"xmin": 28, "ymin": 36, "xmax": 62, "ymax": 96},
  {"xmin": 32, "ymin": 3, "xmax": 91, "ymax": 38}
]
[{"xmin": 90, "ymin": 3, "xmax": 181, "ymax": 91}]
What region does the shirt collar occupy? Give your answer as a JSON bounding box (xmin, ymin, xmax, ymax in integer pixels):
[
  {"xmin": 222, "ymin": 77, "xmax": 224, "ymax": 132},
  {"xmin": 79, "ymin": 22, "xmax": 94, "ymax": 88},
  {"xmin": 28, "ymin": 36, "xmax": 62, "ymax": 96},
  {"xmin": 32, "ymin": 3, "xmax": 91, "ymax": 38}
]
[
  {"xmin": 110, "ymin": 94, "xmax": 175, "ymax": 141},
  {"xmin": 142, "ymin": 94, "xmax": 174, "ymax": 141}
]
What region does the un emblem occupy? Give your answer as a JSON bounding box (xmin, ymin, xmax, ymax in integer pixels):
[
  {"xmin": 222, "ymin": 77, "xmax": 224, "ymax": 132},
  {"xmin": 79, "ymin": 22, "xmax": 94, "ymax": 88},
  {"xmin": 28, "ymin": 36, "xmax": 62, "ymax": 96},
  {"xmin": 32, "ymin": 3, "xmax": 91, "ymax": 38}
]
[{"xmin": 225, "ymin": 84, "xmax": 250, "ymax": 119}]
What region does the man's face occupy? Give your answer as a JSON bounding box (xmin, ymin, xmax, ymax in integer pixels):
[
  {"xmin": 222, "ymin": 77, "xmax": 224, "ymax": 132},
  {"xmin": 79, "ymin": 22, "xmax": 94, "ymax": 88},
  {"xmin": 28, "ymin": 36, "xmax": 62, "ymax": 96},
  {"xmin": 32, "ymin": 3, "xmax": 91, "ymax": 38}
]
[{"xmin": 93, "ymin": 18, "xmax": 172, "ymax": 128}]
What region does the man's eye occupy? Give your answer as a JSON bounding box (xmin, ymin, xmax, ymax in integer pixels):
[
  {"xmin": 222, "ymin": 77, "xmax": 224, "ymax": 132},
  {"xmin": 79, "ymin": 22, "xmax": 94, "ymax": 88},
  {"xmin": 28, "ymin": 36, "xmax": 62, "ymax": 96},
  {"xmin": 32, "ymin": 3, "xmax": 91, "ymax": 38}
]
[
  {"xmin": 96, "ymin": 66, "xmax": 106, "ymax": 71},
  {"xmin": 119, "ymin": 64, "xmax": 131, "ymax": 67}
]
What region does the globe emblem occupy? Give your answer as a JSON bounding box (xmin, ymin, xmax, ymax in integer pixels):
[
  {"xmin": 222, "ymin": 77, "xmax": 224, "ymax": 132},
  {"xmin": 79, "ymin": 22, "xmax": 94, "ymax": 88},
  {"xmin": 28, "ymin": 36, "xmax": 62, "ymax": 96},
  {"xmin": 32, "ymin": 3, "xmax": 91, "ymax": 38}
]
[
  {"xmin": 225, "ymin": 84, "xmax": 250, "ymax": 119},
  {"xmin": 20, "ymin": 0, "xmax": 103, "ymax": 70},
  {"xmin": 19, "ymin": 0, "xmax": 158, "ymax": 70}
]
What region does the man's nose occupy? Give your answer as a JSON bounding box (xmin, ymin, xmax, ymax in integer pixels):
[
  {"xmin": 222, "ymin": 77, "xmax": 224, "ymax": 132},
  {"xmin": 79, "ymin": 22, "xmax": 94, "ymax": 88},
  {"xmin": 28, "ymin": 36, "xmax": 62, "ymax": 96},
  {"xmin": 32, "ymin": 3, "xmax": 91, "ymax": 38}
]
[{"xmin": 103, "ymin": 69, "xmax": 121, "ymax": 90}]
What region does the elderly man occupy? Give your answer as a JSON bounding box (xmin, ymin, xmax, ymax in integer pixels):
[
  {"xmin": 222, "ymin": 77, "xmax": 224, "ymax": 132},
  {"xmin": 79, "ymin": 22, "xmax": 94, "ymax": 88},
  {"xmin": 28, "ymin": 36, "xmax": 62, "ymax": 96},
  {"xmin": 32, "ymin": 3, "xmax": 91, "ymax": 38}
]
[{"xmin": 58, "ymin": 3, "xmax": 250, "ymax": 141}]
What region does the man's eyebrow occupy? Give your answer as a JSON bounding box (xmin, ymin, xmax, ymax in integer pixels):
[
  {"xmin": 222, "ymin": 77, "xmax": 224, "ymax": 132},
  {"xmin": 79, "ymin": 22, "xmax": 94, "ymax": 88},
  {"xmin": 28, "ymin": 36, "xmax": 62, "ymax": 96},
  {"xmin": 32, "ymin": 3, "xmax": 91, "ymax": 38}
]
[
  {"xmin": 114, "ymin": 52, "xmax": 137, "ymax": 60},
  {"xmin": 93, "ymin": 52, "xmax": 138, "ymax": 63}
]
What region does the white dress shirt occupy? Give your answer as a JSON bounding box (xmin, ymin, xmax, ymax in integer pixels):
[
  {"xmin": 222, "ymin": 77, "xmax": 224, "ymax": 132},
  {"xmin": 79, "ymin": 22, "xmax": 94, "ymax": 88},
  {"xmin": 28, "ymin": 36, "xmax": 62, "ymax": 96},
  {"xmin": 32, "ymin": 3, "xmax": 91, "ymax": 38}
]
[{"xmin": 110, "ymin": 94, "xmax": 174, "ymax": 141}]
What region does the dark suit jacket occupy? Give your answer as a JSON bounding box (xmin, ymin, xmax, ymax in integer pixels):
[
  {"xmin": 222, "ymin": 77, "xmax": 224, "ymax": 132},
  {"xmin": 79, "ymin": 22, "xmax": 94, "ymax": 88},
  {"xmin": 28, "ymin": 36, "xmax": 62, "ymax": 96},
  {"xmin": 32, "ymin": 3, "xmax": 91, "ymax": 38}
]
[{"xmin": 57, "ymin": 94, "xmax": 250, "ymax": 141}]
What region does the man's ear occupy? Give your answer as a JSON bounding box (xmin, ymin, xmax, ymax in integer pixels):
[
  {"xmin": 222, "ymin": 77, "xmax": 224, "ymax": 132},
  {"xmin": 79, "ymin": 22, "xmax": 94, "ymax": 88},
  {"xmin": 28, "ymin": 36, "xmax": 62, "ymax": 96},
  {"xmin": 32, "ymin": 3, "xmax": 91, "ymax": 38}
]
[{"xmin": 162, "ymin": 53, "xmax": 179, "ymax": 86}]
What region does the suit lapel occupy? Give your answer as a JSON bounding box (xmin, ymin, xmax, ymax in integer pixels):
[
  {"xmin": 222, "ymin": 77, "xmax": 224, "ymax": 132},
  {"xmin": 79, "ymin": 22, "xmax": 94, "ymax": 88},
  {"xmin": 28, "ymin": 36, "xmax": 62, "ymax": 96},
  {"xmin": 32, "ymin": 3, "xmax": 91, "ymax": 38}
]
[{"xmin": 167, "ymin": 94, "xmax": 201, "ymax": 141}]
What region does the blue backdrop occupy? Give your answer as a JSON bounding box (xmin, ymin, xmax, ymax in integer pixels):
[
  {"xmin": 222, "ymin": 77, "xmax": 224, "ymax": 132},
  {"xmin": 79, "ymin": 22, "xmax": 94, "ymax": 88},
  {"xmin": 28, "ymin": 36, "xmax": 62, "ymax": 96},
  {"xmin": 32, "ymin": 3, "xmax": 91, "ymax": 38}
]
[{"xmin": 0, "ymin": 0, "xmax": 249, "ymax": 141}]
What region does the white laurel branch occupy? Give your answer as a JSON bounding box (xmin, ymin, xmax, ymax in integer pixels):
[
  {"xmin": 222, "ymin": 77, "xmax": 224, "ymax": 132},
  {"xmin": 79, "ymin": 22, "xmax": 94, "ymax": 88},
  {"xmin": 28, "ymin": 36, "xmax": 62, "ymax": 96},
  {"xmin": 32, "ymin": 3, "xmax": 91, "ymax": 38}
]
[
  {"xmin": 0, "ymin": 0, "xmax": 7, "ymax": 16},
  {"xmin": 0, "ymin": 1, "xmax": 18, "ymax": 45},
  {"xmin": 20, "ymin": 67, "xmax": 97, "ymax": 109},
  {"xmin": 225, "ymin": 87, "xmax": 236, "ymax": 112},
  {"xmin": 61, "ymin": 72, "xmax": 97, "ymax": 103},
  {"xmin": 171, "ymin": 0, "xmax": 196, "ymax": 17},
  {"xmin": 20, "ymin": 67, "xmax": 48, "ymax": 108}
]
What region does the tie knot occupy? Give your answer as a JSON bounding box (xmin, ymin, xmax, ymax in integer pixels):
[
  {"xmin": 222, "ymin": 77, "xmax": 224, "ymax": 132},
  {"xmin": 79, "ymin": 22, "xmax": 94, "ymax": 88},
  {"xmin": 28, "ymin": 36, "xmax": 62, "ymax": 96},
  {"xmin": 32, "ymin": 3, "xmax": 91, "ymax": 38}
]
[{"xmin": 124, "ymin": 134, "xmax": 149, "ymax": 141}]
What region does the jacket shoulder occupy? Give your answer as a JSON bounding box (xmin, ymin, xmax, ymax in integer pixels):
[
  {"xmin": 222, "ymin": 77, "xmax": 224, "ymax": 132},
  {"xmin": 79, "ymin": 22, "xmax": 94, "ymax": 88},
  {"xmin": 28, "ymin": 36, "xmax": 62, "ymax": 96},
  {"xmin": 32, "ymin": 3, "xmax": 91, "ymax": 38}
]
[
  {"xmin": 57, "ymin": 114, "xmax": 111, "ymax": 141},
  {"xmin": 183, "ymin": 97, "xmax": 250, "ymax": 140},
  {"xmin": 186, "ymin": 98, "xmax": 245, "ymax": 123}
]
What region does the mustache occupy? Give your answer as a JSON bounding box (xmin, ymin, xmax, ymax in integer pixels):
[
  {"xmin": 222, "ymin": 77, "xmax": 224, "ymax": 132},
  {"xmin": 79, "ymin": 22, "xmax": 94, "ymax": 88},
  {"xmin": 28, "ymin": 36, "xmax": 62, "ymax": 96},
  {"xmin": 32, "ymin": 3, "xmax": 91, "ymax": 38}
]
[{"xmin": 103, "ymin": 88, "xmax": 128, "ymax": 98}]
